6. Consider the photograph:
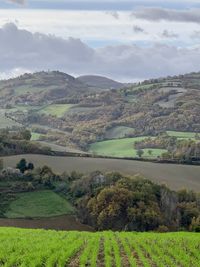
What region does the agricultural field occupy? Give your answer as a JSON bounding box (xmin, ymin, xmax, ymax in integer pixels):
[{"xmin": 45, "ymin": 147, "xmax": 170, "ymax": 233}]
[
  {"xmin": 5, "ymin": 190, "xmax": 75, "ymax": 218},
  {"xmin": 0, "ymin": 110, "xmax": 21, "ymax": 129},
  {"xmin": 89, "ymin": 137, "xmax": 167, "ymax": 158},
  {"xmin": 0, "ymin": 228, "xmax": 199, "ymax": 266},
  {"xmin": 38, "ymin": 104, "xmax": 75, "ymax": 117},
  {"xmin": 167, "ymin": 131, "xmax": 200, "ymax": 139},
  {"xmin": 2, "ymin": 154, "xmax": 200, "ymax": 191}
]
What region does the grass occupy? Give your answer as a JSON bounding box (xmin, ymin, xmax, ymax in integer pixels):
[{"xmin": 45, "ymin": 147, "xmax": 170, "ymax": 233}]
[
  {"xmin": 30, "ymin": 132, "xmax": 42, "ymax": 141},
  {"xmin": 5, "ymin": 190, "xmax": 75, "ymax": 218},
  {"xmin": 39, "ymin": 104, "xmax": 75, "ymax": 117},
  {"xmin": 89, "ymin": 137, "xmax": 167, "ymax": 158},
  {"xmin": 167, "ymin": 131, "xmax": 199, "ymax": 139},
  {"xmin": 0, "ymin": 228, "xmax": 199, "ymax": 266}
]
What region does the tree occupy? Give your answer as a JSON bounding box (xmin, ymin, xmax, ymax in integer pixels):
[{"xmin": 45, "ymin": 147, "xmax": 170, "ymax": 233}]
[
  {"xmin": 137, "ymin": 149, "xmax": 144, "ymax": 158},
  {"xmin": 16, "ymin": 158, "xmax": 27, "ymax": 173},
  {"xmin": 148, "ymin": 150, "xmax": 152, "ymax": 157},
  {"xmin": 0, "ymin": 159, "xmax": 3, "ymax": 171},
  {"xmin": 27, "ymin": 162, "xmax": 34, "ymax": 171},
  {"xmin": 20, "ymin": 129, "xmax": 31, "ymax": 141}
]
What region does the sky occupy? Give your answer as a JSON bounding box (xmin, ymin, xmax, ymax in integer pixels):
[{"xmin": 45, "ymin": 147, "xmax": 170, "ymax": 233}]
[{"xmin": 1, "ymin": 0, "xmax": 200, "ymax": 81}]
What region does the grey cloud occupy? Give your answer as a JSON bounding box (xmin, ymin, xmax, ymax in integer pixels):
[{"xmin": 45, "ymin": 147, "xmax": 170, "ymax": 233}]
[
  {"xmin": 1, "ymin": 23, "xmax": 200, "ymax": 81},
  {"xmin": 133, "ymin": 25, "xmax": 145, "ymax": 33},
  {"xmin": 162, "ymin": 30, "xmax": 179, "ymax": 38},
  {"xmin": 132, "ymin": 8, "xmax": 200, "ymax": 24}
]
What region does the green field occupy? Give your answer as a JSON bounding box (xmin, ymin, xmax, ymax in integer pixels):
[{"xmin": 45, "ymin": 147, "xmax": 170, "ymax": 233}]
[
  {"xmin": 0, "ymin": 228, "xmax": 199, "ymax": 266},
  {"xmin": 89, "ymin": 137, "xmax": 167, "ymax": 158},
  {"xmin": 39, "ymin": 104, "xmax": 75, "ymax": 117},
  {"xmin": 30, "ymin": 132, "xmax": 42, "ymax": 141},
  {"xmin": 167, "ymin": 131, "xmax": 199, "ymax": 139},
  {"xmin": 5, "ymin": 190, "xmax": 75, "ymax": 218}
]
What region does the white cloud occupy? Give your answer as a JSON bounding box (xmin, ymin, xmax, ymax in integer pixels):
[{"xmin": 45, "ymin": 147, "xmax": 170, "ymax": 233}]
[{"xmin": 1, "ymin": 23, "xmax": 200, "ymax": 81}]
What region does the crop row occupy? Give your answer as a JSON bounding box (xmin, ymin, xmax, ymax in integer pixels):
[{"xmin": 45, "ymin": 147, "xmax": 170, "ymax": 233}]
[{"xmin": 0, "ymin": 228, "xmax": 199, "ymax": 267}]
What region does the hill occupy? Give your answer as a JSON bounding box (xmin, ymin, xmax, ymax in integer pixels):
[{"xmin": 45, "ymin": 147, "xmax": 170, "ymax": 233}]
[
  {"xmin": 1, "ymin": 71, "xmax": 200, "ymax": 158},
  {"xmin": 77, "ymin": 74, "xmax": 125, "ymax": 90},
  {"xmin": 0, "ymin": 228, "xmax": 199, "ymax": 266}
]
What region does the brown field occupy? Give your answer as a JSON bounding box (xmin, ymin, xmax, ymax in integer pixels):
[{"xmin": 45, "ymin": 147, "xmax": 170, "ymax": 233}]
[
  {"xmin": 1, "ymin": 154, "xmax": 200, "ymax": 191},
  {"xmin": 0, "ymin": 215, "xmax": 93, "ymax": 231}
]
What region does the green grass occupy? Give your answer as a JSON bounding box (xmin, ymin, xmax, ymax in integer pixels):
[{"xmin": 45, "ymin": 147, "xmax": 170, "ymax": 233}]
[
  {"xmin": 30, "ymin": 132, "xmax": 42, "ymax": 141},
  {"xmin": 167, "ymin": 131, "xmax": 199, "ymax": 139},
  {"xmin": 89, "ymin": 137, "xmax": 167, "ymax": 158},
  {"xmin": 39, "ymin": 104, "xmax": 75, "ymax": 117},
  {"xmin": 5, "ymin": 190, "xmax": 75, "ymax": 218},
  {"xmin": 0, "ymin": 228, "xmax": 199, "ymax": 266}
]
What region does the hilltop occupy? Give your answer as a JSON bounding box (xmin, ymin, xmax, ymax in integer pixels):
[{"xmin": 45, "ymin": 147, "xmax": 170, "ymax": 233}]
[{"xmin": 77, "ymin": 75, "xmax": 125, "ymax": 90}]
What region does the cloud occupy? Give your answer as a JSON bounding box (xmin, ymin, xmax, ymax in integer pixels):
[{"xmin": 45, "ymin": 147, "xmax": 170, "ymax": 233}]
[
  {"xmin": 132, "ymin": 8, "xmax": 200, "ymax": 24},
  {"xmin": 7, "ymin": 0, "xmax": 25, "ymax": 4},
  {"xmin": 1, "ymin": 23, "xmax": 200, "ymax": 81},
  {"xmin": 161, "ymin": 30, "xmax": 179, "ymax": 38},
  {"xmin": 191, "ymin": 31, "xmax": 200, "ymax": 39},
  {"xmin": 107, "ymin": 11, "xmax": 119, "ymax": 19},
  {"xmin": 133, "ymin": 25, "xmax": 145, "ymax": 34}
]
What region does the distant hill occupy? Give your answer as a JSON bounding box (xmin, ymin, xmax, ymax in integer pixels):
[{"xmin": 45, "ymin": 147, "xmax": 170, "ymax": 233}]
[{"xmin": 77, "ymin": 75, "xmax": 124, "ymax": 90}]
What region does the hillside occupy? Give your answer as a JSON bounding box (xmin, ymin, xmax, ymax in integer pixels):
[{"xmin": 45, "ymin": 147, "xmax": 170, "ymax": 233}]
[
  {"xmin": 1, "ymin": 71, "xmax": 200, "ymax": 157},
  {"xmin": 77, "ymin": 75, "xmax": 125, "ymax": 90},
  {"xmin": 0, "ymin": 228, "xmax": 199, "ymax": 266}
]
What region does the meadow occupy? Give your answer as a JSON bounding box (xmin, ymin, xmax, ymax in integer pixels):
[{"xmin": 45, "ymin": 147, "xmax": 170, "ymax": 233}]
[
  {"xmin": 39, "ymin": 104, "xmax": 75, "ymax": 117},
  {"xmin": 89, "ymin": 137, "xmax": 167, "ymax": 158},
  {"xmin": 167, "ymin": 131, "xmax": 200, "ymax": 139},
  {"xmin": 5, "ymin": 190, "xmax": 75, "ymax": 219},
  {"xmin": 1, "ymin": 154, "xmax": 200, "ymax": 191},
  {"xmin": 0, "ymin": 228, "xmax": 199, "ymax": 266}
]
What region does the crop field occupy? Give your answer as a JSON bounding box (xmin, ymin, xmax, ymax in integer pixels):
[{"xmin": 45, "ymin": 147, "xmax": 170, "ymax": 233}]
[
  {"xmin": 5, "ymin": 190, "xmax": 75, "ymax": 218},
  {"xmin": 0, "ymin": 228, "xmax": 199, "ymax": 267},
  {"xmin": 2, "ymin": 154, "xmax": 200, "ymax": 191},
  {"xmin": 89, "ymin": 137, "xmax": 167, "ymax": 158},
  {"xmin": 39, "ymin": 104, "xmax": 75, "ymax": 117}
]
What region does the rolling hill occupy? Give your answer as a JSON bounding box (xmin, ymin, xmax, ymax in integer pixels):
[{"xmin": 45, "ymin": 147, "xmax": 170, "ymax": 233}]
[
  {"xmin": 1, "ymin": 71, "xmax": 200, "ymax": 156},
  {"xmin": 77, "ymin": 74, "xmax": 125, "ymax": 90}
]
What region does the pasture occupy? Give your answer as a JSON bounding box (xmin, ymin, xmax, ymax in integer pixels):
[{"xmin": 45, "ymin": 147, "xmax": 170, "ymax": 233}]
[
  {"xmin": 89, "ymin": 137, "xmax": 167, "ymax": 158},
  {"xmin": 5, "ymin": 190, "xmax": 75, "ymax": 218},
  {"xmin": 1, "ymin": 154, "xmax": 200, "ymax": 191},
  {"xmin": 38, "ymin": 104, "xmax": 75, "ymax": 117},
  {"xmin": 167, "ymin": 131, "xmax": 199, "ymax": 139},
  {"xmin": 0, "ymin": 228, "xmax": 199, "ymax": 266}
]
